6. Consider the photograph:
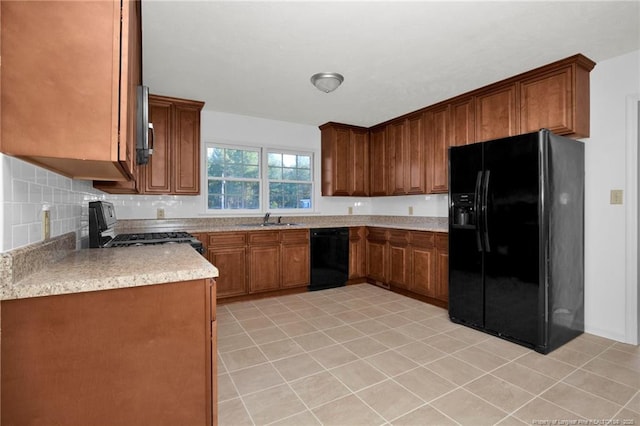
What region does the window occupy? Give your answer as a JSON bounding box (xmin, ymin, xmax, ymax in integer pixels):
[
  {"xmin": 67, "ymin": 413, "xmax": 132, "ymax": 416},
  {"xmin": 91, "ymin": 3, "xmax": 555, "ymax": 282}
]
[
  {"xmin": 206, "ymin": 146, "xmax": 261, "ymax": 210},
  {"xmin": 267, "ymin": 151, "xmax": 312, "ymax": 209},
  {"xmin": 205, "ymin": 143, "xmax": 313, "ymax": 212}
]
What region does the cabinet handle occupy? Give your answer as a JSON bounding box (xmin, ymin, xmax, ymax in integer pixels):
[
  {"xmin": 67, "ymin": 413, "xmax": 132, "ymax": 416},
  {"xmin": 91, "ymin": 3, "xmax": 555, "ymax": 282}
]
[{"xmin": 148, "ymin": 122, "xmax": 154, "ymax": 155}]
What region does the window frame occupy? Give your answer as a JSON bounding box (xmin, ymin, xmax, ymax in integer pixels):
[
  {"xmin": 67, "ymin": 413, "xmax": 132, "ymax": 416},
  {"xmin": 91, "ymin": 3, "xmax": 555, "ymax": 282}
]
[{"xmin": 203, "ymin": 141, "xmax": 315, "ymax": 215}]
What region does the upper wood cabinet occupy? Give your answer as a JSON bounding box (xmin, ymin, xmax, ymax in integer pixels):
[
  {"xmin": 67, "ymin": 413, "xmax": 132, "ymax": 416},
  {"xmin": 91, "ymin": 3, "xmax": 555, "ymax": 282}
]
[
  {"xmin": 1, "ymin": 0, "xmax": 141, "ymax": 181},
  {"xmin": 320, "ymin": 54, "xmax": 594, "ymax": 198},
  {"xmin": 519, "ymin": 56, "xmax": 594, "ymax": 137},
  {"xmin": 475, "ymin": 83, "xmax": 519, "ymax": 143},
  {"xmin": 95, "ymin": 94, "xmax": 204, "ymax": 194},
  {"xmin": 387, "ymin": 113, "xmax": 427, "ymax": 195},
  {"xmin": 369, "ymin": 126, "xmax": 388, "ymax": 196},
  {"xmin": 141, "ymin": 95, "xmax": 204, "ymax": 195},
  {"xmin": 425, "ymin": 106, "xmax": 449, "ymax": 194},
  {"xmin": 320, "ymin": 123, "xmax": 369, "ymax": 196}
]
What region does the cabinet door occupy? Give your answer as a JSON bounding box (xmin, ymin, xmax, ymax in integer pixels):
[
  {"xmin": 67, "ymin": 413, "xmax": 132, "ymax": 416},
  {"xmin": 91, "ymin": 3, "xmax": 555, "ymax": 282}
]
[
  {"xmin": 321, "ymin": 125, "xmax": 351, "ymax": 196},
  {"xmin": 435, "ymin": 233, "xmax": 449, "ymax": 302},
  {"xmin": 388, "ymin": 230, "xmax": 410, "ymax": 289},
  {"xmin": 520, "ymin": 66, "xmax": 573, "ymax": 135},
  {"xmin": 366, "ymin": 228, "xmax": 388, "ymax": 283},
  {"xmin": 208, "ymin": 247, "xmax": 247, "ymax": 298},
  {"xmin": 2, "ymin": 1, "xmax": 137, "ymax": 181},
  {"xmin": 173, "ymin": 102, "xmax": 201, "ymax": 194},
  {"xmin": 248, "ymin": 245, "xmax": 281, "ymax": 293},
  {"xmin": 409, "ymin": 232, "xmax": 436, "ymax": 297},
  {"xmin": 350, "ymin": 128, "xmax": 370, "ymax": 196},
  {"xmin": 349, "ymin": 227, "xmax": 366, "ymax": 280},
  {"xmin": 369, "ymin": 126, "xmax": 388, "ymax": 196},
  {"xmin": 281, "ymin": 242, "xmax": 309, "ymax": 288},
  {"xmin": 142, "ymin": 98, "xmax": 172, "ymax": 193},
  {"xmin": 428, "ymin": 106, "xmax": 449, "ymax": 193},
  {"xmin": 405, "ymin": 113, "xmax": 427, "ymax": 194},
  {"xmin": 475, "ymin": 83, "xmax": 518, "ymax": 142},
  {"xmin": 387, "ymin": 120, "xmax": 407, "ymax": 195},
  {"xmin": 450, "ymin": 97, "xmax": 475, "ymax": 147}
]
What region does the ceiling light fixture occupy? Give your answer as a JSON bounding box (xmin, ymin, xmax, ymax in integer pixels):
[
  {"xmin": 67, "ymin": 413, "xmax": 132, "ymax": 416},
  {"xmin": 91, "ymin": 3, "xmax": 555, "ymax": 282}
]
[{"xmin": 310, "ymin": 72, "xmax": 344, "ymax": 93}]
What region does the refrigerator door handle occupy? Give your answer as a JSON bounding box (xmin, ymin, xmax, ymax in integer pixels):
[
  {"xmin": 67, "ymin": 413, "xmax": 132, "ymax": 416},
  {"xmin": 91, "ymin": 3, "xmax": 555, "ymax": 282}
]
[
  {"xmin": 474, "ymin": 170, "xmax": 484, "ymax": 252},
  {"xmin": 483, "ymin": 170, "xmax": 491, "ymax": 252}
]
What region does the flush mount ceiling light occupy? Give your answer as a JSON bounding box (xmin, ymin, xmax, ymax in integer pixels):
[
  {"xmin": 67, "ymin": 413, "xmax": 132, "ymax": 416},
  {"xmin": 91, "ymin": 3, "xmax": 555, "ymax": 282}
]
[{"xmin": 310, "ymin": 72, "xmax": 344, "ymax": 93}]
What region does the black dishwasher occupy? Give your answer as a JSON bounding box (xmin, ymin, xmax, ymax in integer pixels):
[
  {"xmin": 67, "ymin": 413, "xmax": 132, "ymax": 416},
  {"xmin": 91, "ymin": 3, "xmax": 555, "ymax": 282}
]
[{"xmin": 309, "ymin": 227, "xmax": 349, "ymax": 291}]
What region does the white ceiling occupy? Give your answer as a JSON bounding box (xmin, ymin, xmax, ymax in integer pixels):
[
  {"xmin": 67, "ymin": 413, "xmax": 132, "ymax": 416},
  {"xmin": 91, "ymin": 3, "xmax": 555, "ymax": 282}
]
[{"xmin": 142, "ymin": 1, "xmax": 640, "ymax": 128}]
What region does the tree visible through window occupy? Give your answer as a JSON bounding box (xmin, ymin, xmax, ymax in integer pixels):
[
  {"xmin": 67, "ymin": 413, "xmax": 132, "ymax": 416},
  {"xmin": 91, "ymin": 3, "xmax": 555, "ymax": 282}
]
[
  {"xmin": 207, "ymin": 146, "xmax": 260, "ymax": 210},
  {"xmin": 267, "ymin": 152, "xmax": 312, "ymax": 209},
  {"xmin": 205, "ymin": 144, "xmax": 313, "ymax": 212}
]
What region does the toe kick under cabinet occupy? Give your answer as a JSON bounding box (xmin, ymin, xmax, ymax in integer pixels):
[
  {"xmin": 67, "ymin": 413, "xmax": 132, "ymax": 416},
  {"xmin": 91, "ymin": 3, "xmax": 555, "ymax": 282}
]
[{"xmin": 1, "ymin": 278, "xmax": 218, "ymax": 426}]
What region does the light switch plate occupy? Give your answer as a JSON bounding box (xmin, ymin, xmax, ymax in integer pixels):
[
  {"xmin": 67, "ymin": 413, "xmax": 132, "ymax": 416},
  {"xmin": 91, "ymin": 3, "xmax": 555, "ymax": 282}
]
[
  {"xmin": 157, "ymin": 208, "xmax": 165, "ymax": 219},
  {"xmin": 610, "ymin": 189, "xmax": 623, "ymax": 205}
]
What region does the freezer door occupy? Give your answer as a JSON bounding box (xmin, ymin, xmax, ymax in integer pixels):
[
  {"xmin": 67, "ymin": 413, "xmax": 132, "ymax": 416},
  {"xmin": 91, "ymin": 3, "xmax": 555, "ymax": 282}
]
[
  {"xmin": 483, "ymin": 133, "xmax": 543, "ymax": 347},
  {"xmin": 448, "ymin": 143, "xmax": 484, "ymax": 327}
]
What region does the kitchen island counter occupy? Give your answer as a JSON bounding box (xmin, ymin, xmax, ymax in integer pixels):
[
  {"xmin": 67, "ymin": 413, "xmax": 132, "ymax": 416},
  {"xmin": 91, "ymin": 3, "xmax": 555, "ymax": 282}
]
[{"xmin": 1, "ymin": 243, "xmax": 218, "ymax": 301}]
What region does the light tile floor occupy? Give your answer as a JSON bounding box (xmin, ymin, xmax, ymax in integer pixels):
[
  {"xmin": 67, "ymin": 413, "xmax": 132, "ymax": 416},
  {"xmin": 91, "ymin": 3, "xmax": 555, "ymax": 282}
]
[{"xmin": 217, "ymin": 284, "xmax": 640, "ymax": 426}]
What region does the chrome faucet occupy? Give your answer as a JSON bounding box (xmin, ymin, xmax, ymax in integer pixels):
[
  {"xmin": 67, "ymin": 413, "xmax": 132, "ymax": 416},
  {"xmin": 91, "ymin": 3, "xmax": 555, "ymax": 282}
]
[{"xmin": 263, "ymin": 212, "xmax": 271, "ymax": 225}]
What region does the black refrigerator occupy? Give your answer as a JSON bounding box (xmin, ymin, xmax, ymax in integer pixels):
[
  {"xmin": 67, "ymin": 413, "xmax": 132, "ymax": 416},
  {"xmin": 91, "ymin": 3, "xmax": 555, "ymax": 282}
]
[{"xmin": 448, "ymin": 129, "xmax": 584, "ymax": 354}]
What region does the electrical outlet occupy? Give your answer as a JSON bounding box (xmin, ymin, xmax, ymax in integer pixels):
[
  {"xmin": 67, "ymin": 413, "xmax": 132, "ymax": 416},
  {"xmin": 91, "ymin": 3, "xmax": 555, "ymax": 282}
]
[
  {"xmin": 348, "ymin": 206, "xmax": 353, "ymax": 215},
  {"xmin": 408, "ymin": 206, "xmax": 414, "ymax": 215},
  {"xmin": 610, "ymin": 189, "xmax": 623, "ymax": 205},
  {"xmin": 157, "ymin": 208, "xmax": 165, "ymax": 219}
]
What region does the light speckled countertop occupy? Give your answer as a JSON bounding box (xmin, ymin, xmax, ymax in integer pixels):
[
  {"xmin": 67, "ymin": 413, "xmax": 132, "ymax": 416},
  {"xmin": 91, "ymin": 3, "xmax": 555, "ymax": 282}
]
[
  {"xmin": 1, "ymin": 244, "xmax": 218, "ymax": 301},
  {"xmin": 116, "ymin": 215, "xmax": 449, "ymax": 235}
]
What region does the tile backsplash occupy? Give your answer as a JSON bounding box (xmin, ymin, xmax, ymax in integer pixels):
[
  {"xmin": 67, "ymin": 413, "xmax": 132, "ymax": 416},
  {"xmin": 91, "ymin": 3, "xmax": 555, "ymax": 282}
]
[{"xmin": 1, "ymin": 155, "xmax": 102, "ymax": 252}]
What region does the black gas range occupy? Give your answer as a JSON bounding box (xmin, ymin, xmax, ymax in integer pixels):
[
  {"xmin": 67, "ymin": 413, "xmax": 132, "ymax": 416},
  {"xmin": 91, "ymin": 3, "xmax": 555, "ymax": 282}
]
[{"xmin": 88, "ymin": 201, "xmax": 204, "ymax": 254}]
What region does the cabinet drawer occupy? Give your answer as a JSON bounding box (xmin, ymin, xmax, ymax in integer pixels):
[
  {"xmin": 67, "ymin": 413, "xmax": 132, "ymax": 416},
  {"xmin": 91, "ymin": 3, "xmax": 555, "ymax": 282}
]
[
  {"xmin": 411, "ymin": 231, "xmax": 435, "ymax": 248},
  {"xmin": 280, "ymin": 229, "xmax": 309, "ymax": 244},
  {"xmin": 388, "ymin": 229, "xmax": 410, "ymax": 245},
  {"xmin": 208, "ymin": 232, "xmax": 246, "ymax": 247},
  {"xmin": 248, "ymin": 231, "xmax": 280, "ymax": 245},
  {"xmin": 366, "ymin": 227, "xmax": 388, "ymax": 242},
  {"xmin": 435, "ymin": 233, "xmax": 448, "ymax": 251}
]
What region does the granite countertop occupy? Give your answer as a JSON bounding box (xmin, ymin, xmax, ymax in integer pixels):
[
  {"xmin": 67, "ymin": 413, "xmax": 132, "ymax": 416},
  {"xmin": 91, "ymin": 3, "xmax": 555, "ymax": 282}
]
[
  {"xmin": 117, "ymin": 215, "xmax": 449, "ymax": 235},
  {"xmin": 1, "ymin": 244, "xmax": 219, "ymax": 301}
]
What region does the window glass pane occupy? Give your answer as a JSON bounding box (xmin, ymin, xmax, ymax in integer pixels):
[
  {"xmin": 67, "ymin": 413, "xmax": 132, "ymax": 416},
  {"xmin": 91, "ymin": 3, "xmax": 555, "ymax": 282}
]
[
  {"xmin": 297, "ymin": 168, "xmax": 311, "ymax": 181},
  {"xmin": 268, "ymin": 153, "xmax": 282, "ymax": 167},
  {"xmin": 283, "ymin": 154, "xmax": 297, "ymax": 168},
  {"xmin": 298, "ymin": 155, "xmax": 310, "ymax": 169},
  {"xmin": 268, "ymin": 167, "xmax": 282, "ymax": 180},
  {"xmin": 206, "ymin": 146, "xmax": 261, "ymax": 210}
]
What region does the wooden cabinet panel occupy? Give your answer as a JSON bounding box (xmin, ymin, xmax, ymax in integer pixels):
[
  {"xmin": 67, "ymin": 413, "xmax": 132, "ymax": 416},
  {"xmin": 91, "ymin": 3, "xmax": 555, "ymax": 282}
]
[
  {"xmin": 281, "ymin": 229, "xmax": 309, "ymax": 288},
  {"xmin": 366, "ymin": 228, "xmax": 388, "ymax": 283},
  {"xmin": 208, "ymin": 246, "xmax": 247, "ymax": 298},
  {"xmin": 349, "ymin": 227, "xmax": 366, "ymax": 280},
  {"xmin": 144, "ymin": 99, "xmax": 172, "ymax": 193},
  {"xmin": 2, "ymin": 1, "xmax": 141, "ymax": 181},
  {"xmin": 248, "ymin": 245, "xmax": 280, "ymax": 293},
  {"xmin": 369, "ymin": 126, "xmax": 388, "ymax": 196},
  {"xmin": 387, "ymin": 120, "xmax": 407, "ymax": 195},
  {"xmin": 350, "ymin": 128, "xmax": 370, "ymax": 196},
  {"xmin": 520, "ymin": 67, "xmax": 572, "ymax": 135},
  {"xmin": 405, "ymin": 113, "xmax": 427, "ymax": 194},
  {"xmin": 320, "ymin": 123, "xmax": 369, "ymax": 196},
  {"xmin": 411, "ymin": 245, "xmax": 435, "ymax": 297},
  {"xmin": 1, "ymin": 280, "xmax": 213, "ymax": 426},
  {"xmin": 141, "ymin": 95, "xmax": 204, "ymax": 195},
  {"xmin": 450, "ymin": 97, "xmax": 475, "ymax": 147},
  {"xmin": 476, "ymin": 83, "xmax": 518, "ymax": 143},
  {"xmin": 389, "ymin": 243, "xmax": 410, "ymax": 290},
  {"xmin": 174, "ymin": 103, "xmax": 202, "ymax": 194},
  {"xmin": 427, "ymin": 106, "xmax": 449, "ymax": 193},
  {"xmin": 321, "ymin": 124, "xmax": 351, "ymax": 196},
  {"xmin": 281, "ymin": 242, "xmax": 309, "ymax": 288},
  {"xmin": 435, "ymin": 233, "xmax": 449, "ymax": 302}
]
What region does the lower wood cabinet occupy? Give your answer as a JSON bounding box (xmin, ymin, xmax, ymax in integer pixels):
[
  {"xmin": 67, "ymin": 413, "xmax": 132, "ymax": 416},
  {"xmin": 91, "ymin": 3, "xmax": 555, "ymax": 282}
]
[
  {"xmin": 207, "ymin": 233, "xmax": 247, "ymax": 298},
  {"xmin": 248, "ymin": 231, "xmax": 281, "ymax": 293},
  {"xmin": 348, "ymin": 227, "xmax": 367, "ymax": 280},
  {"xmin": 1, "ymin": 279, "xmax": 216, "ymax": 426},
  {"xmin": 366, "ymin": 228, "xmax": 448, "ymax": 304},
  {"xmin": 280, "ymin": 230, "xmax": 310, "ymax": 288},
  {"xmin": 365, "ymin": 227, "xmax": 389, "ymax": 284}
]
